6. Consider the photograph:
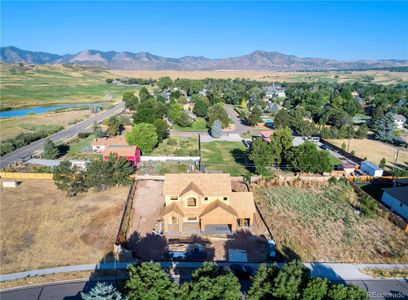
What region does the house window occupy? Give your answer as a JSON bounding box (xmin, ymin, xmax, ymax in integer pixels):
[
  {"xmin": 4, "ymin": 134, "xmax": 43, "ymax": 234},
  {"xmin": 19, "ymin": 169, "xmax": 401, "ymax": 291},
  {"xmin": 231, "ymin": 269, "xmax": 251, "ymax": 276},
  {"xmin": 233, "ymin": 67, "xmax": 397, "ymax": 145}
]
[
  {"xmin": 187, "ymin": 197, "xmax": 197, "ymax": 207},
  {"xmin": 188, "ymin": 217, "xmax": 197, "ymax": 221},
  {"xmin": 223, "ymin": 197, "xmax": 228, "ymax": 201},
  {"xmin": 171, "ymin": 196, "xmax": 178, "ymax": 200},
  {"xmin": 171, "ymin": 216, "xmax": 178, "ymax": 224},
  {"xmin": 204, "ymin": 197, "xmax": 208, "ymax": 201}
]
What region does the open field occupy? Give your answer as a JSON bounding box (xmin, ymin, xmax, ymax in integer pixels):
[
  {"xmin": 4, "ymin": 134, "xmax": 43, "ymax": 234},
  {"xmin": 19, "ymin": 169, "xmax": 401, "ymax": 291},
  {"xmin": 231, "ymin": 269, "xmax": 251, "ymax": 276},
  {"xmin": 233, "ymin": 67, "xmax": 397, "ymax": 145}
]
[
  {"xmin": 0, "ymin": 109, "xmax": 92, "ymax": 139},
  {"xmin": 327, "ymin": 138, "xmax": 408, "ymax": 170},
  {"xmin": 0, "ymin": 64, "xmax": 135, "ymax": 108},
  {"xmin": 151, "ymin": 136, "xmax": 199, "ymax": 156},
  {"xmin": 253, "ymin": 180, "xmax": 408, "ymax": 263},
  {"xmin": 201, "ymin": 141, "xmax": 249, "ymax": 176},
  {"xmin": 0, "ymin": 180, "xmax": 129, "ymax": 274},
  {"xmin": 110, "ymin": 69, "xmax": 408, "ymax": 84}
]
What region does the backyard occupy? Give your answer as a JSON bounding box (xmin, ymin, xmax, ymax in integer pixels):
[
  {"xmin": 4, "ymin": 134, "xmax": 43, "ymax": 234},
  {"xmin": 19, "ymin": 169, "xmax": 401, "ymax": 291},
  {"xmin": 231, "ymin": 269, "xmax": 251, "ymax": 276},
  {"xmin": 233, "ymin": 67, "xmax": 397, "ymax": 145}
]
[
  {"xmin": 201, "ymin": 141, "xmax": 249, "ymax": 176},
  {"xmin": 0, "ymin": 180, "xmax": 129, "ymax": 274},
  {"xmin": 151, "ymin": 136, "xmax": 199, "ymax": 156},
  {"xmin": 253, "ymin": 179, "xmax": 408, "ymax": 263},
  {"xmin": 172, "ymin": 118, "xmax": 207, "ymax": 132}
]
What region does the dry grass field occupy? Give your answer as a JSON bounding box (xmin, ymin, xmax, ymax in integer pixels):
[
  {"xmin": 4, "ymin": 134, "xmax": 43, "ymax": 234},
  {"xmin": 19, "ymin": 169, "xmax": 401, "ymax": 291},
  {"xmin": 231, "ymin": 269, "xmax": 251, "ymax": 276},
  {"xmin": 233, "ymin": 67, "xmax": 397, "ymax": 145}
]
[
  {"xmin": 327, "ymin": 139, "xmax": 408, "ymax": 170},
  {"xmin": 0, "ymin": 110, "xmax": 91, "ymax": 139},
  {"xmin": 0, "ymin": 180, "xmax": 129, "ymax": 274},
  {"xmin": 110, "ymin": 69, "xmax": 408, "ymax": 84},
  {"xmin": 253, "ymin": 179, "xmax": 408, "ymax": 263}
]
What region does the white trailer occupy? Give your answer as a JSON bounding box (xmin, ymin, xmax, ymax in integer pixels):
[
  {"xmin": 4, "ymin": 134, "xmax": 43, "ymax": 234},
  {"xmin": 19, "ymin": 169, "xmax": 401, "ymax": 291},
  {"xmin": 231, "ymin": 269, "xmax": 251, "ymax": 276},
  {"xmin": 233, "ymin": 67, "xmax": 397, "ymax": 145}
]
[{"xmin": 360, "ymin": 161, "xmax": 383, "ymax": 177}]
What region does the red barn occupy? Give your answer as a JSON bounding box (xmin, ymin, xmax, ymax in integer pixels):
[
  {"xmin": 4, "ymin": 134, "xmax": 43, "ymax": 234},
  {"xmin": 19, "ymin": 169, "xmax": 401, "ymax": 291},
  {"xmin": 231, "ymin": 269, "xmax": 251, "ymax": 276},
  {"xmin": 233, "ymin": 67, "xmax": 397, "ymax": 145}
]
[{"xmin": 102, "ymin": 145, "xmax": 141, "ymax": 166}]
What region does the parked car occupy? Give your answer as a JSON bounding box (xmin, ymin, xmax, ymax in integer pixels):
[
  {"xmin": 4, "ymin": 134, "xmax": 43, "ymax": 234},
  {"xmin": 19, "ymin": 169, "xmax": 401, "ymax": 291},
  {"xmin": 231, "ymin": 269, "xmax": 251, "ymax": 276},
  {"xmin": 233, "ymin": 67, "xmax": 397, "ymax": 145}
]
[{"xmin": 320, "ymin": 144, "xmax": 330, "ymax": 150}]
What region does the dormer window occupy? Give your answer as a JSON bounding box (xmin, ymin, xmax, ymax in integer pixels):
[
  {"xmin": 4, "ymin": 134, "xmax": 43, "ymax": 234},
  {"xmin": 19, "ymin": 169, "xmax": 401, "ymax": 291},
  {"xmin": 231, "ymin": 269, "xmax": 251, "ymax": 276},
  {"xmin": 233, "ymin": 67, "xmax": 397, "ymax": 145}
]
[
  {"xmin": 223, "ymin": 197, "xmax": 228, "ymax": 201},
  {"xmin": 171, "ymin": 196, "xmax": 178, "ymax": 200},
  {"xmin": 187, "ymin": 197, "xmax": 197, "ymax": 207},
  {"xmin": 204, "ymin": 197, "xmax": 208, "ymax": 201}
]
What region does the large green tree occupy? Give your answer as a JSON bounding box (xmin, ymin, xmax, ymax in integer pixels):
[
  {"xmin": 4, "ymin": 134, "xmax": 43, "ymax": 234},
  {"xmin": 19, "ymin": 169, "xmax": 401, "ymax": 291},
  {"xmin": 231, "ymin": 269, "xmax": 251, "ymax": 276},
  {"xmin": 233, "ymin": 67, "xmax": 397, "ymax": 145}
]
[
  {"xmin": 207, "ymin": 103, "xmax": 229, "ymax": 128},
  {"xmin": 289, "ymin": 142, "xmax": 333, "ymax": 173},
  {"xmin": 157, "ymin": 76, "xmax": 173, "ymax": 90},
  {"xmin": 133, "ymin": 99, "xmax": 157, "ymax": 124},
  {"xmin": 122, "ymin": 91, "xmax": 139, "ymax": 110},
  {"xmin": 53, "ymin": 161, "xmax": 86, "ymax": 197},
  {"xmin": 123, "ymin": 263, "xmax": 177, "ymax": 300},
  {"xmin": 126, "ymin": 123, "xmax": 158, "ymax": 154},
  {"xmin": 372, "ymin": 111, "xmax": 395, "ymax": 142},
  {"xmin": 179, "ymin": 262, "xmax": 240, "ymax": 300},
  {"xmin": 193, "ymin": 98, "xmax": 209, "ymax": 117},
  {"xmin": 43, "ymin": 138, "xmax": 60, "ymax": 159},
  {"xmin": 153, "ymin": 119, "xmax": 170, "ymax": 142}
]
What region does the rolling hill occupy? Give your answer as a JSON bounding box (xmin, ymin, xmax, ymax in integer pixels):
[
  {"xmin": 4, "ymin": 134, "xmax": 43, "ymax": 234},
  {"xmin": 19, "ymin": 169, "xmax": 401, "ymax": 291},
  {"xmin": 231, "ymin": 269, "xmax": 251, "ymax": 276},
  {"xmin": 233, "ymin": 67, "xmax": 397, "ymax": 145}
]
[{"xmin": 1, "ymin": 46, "xmax": 407, "ymax": 71}]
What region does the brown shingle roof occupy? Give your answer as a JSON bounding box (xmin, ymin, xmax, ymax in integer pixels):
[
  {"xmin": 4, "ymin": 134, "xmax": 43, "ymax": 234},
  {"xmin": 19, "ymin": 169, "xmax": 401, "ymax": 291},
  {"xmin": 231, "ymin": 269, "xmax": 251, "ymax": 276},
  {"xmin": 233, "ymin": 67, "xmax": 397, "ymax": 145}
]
[
  {"xmin": 91, "ymin": 135, "xmax": 127, "ymax": 147},
  {"xmin": 102, "ymin": 145, "xmax": 136, "ymax": 157},
  {"xmin": 164, "ymin": 173, "xmax": 232, "ymax": 197}
]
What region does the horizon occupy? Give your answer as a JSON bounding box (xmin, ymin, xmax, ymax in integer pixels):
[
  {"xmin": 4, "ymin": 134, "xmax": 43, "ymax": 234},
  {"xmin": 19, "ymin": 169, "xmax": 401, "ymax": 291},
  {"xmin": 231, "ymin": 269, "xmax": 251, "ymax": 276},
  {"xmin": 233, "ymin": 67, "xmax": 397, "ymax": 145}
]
[{"xmin": 1, "ymin": 1, "xmax": 407, "ymax": 60}]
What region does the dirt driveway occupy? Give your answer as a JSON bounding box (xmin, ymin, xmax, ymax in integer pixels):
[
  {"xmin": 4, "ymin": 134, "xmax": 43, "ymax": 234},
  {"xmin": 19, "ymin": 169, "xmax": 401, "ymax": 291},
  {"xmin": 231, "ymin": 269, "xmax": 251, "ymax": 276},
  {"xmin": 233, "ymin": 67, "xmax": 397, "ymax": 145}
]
[{"xmin": 127, "ymin": 180, "xmax": 166, "ymax": 259}]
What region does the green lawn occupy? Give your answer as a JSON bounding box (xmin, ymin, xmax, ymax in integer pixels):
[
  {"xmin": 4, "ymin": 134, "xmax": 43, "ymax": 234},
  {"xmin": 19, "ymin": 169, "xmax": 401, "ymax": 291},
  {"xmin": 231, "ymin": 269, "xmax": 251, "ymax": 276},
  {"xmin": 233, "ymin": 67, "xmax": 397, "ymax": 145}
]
[
  {"xmin": 201, "ymin": 141, "xmax": 248, "ymax": 176},
  {"xmin": 1, "ymin": 64, "xmax": 135, "ymax": 108},
  {"xmin": 328, "ymin": 154, "xmax": 341, "ymax": 166},
  {"xmin": 66, "ymin": 134, "xmax": 101, "ymax": 160},
  {"xmin": 172, "ymin": 118, "xmax": 208, "ymax": 132}
]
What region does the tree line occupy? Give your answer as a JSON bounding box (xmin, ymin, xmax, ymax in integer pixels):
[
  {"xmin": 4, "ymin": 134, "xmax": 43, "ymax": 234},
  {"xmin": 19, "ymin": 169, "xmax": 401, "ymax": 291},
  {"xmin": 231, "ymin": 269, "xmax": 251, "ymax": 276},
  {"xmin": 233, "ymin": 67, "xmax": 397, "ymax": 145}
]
[{"xmin": 81, "ymin": 261, "xmax": 368, "ymax": 300}]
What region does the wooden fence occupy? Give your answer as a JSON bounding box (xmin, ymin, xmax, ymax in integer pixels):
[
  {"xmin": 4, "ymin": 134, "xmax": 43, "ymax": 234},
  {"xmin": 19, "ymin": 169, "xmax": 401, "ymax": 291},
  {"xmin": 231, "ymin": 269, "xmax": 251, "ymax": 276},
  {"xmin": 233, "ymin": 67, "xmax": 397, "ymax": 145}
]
[
  {"xmin": 0, "ymin": 172, "xmax": 53, "ymax": 180},
  {"xmin": 116, "ymin": 179, "xmax": 138, "ymax": 245}
]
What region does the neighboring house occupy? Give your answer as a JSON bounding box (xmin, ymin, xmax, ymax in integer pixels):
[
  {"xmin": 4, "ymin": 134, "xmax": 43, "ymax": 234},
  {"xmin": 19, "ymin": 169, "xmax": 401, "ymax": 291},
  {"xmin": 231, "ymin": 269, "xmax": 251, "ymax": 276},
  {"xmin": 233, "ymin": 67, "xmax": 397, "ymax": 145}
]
[
  {"xmin": 394, "ymin": 114, "xmax": 407, "ymax": 129},
  {"xmin": 102, "ymin": 145, "xmax": 141, "ymax": 166},
  {"xmin": 264, "ymin": 102, "xmax": 282, "ymax": 114},
  {"xmin": 91, "ymin": 135, "xmax": 127, "ymax": 152},
  {"xmin": 198, "ymin": 89, "xmax": 207, "ymax": 97},
  {"xmin": 260, "ymin": 131, "xmax": 273, "ymax": 143},
  {"xmin": 360, "ymin": 161, "xmax": 383, "ymax": 177},
  {"xmin": 161, "ymin": 173, "xmax": 256, "ymax": 234},
  {"xmin": 183, "ymin": 102, "xmax": 194, "ymax": 112},
  {"xmin": 381, "ymin": 186, "xmax": 408, "ymax": 220}
]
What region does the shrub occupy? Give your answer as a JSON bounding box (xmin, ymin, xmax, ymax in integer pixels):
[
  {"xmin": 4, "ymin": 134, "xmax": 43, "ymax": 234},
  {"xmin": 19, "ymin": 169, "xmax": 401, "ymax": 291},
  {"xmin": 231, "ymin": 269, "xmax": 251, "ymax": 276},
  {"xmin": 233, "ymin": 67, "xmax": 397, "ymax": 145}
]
[{"xmin": 78, "ymin": 132, "xmax": 91, "ymax": 138}]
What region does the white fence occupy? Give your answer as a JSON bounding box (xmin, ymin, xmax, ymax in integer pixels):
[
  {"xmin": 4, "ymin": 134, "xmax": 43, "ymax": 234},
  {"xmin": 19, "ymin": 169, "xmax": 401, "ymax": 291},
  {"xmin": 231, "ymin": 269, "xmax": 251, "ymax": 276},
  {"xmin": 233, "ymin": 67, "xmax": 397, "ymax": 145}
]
[{"xmin": 140, "ymin": 156, "xmax": 200, "ymax": 162}]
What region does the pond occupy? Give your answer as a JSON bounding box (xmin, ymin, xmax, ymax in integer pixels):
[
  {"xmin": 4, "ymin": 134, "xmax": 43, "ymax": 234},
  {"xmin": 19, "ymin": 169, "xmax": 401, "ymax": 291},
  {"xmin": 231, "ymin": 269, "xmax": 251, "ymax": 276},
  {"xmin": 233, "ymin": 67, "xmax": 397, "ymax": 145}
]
[{"xmin": 0, "ymin": 102, "xmax": 108, "ymax": 118}]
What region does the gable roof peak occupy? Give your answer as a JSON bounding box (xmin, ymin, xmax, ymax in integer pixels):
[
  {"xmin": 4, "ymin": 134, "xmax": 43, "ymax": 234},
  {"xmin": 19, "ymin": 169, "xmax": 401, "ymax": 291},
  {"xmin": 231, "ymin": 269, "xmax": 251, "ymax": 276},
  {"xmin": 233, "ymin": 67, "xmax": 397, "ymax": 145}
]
[{"xmin": 180, "ymin": 181, "xmax": 204, "ymax": 197}]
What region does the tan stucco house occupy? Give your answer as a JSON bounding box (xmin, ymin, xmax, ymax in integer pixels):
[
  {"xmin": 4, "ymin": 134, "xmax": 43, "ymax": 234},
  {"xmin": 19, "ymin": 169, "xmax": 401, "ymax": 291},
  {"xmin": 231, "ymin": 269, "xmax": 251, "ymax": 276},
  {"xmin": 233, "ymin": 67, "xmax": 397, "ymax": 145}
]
[{"xmin": 161, "ymin": 173, "xmax": 256, "ymax": 234}]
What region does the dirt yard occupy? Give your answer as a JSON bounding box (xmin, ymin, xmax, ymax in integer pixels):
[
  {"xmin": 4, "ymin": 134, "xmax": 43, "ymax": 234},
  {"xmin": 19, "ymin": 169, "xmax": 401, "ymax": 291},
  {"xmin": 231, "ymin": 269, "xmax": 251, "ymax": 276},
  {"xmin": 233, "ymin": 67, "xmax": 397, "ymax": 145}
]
[
  {"xmin": 0, "ymin": 180, "xmax": 129, "ymax": 274},
  {"xmin": 328, "ymin": 139, "xmax": 408, "ymax": 170},
  {"xmin": 253, "ymin": 179, "xmax": 408, "ymax": 263}
]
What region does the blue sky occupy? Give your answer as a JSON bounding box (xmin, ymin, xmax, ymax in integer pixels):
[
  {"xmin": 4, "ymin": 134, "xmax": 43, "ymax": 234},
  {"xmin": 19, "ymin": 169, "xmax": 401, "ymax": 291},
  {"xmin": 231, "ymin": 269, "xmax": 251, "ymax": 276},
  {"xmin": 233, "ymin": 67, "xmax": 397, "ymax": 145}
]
[{"xmin": 1, "ymin": 1, "xmax": 407, "ymax": 60}]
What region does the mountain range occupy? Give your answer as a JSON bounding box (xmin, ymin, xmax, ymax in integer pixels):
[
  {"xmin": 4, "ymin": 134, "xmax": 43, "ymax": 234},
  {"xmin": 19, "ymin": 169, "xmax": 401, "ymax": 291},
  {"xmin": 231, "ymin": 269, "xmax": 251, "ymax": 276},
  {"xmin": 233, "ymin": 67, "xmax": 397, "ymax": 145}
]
[{"xmin": 1, "ymin": 46, "xmax": 407, "ymax": 71}]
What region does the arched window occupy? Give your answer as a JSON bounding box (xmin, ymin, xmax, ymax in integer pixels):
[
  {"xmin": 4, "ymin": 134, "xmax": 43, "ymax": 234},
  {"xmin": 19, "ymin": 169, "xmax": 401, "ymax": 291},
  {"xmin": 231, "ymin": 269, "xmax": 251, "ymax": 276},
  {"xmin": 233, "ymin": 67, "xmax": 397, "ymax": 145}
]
[{"xmin": 187, "ymin": 197, "xmax": 197, "ymax": 207}]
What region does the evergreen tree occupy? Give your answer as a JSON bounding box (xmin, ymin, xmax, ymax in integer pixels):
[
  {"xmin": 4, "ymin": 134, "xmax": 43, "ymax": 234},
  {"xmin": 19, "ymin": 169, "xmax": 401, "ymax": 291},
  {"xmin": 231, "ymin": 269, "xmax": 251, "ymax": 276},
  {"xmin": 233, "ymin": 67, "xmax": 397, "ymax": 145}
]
[
  {"xmin": 81, "ymin": 282, "xmax": 123, "ymax": 300},
  {"xmin": 355, "ymin": 124, "xmax": 368, "ymax": 139},
  {"xmin": 379, "ymin": 158, "xmax": 386, "ymax": 169},
  {"xmin": 124, "ymin": 262, "xmax": 177, "ymax": 300},
  {"xmin": 210, "ymin": 119, "xmax": 223, "ymax": 138},
  {"xmin": 302, "ymin": 278, "xmax": 329, "ymax": 300},
  {"xmin": 43, "ymin": 138, "xmax": 60, "ymax": 159},
  {"xmin": 373, "ymin": 112, "xmax": 395, "ymax": 142},
  {"xmin": 53, "ymin": 161, "xmax": 86, "ymax": 197}
]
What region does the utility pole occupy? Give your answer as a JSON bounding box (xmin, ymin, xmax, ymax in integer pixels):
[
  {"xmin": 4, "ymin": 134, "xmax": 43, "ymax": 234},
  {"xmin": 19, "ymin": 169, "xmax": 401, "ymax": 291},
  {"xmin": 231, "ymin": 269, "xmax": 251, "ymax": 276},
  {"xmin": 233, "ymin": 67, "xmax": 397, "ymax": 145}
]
[{"xmin": 392, "ymin": 149, "xmax": 400, "ymax": 186}]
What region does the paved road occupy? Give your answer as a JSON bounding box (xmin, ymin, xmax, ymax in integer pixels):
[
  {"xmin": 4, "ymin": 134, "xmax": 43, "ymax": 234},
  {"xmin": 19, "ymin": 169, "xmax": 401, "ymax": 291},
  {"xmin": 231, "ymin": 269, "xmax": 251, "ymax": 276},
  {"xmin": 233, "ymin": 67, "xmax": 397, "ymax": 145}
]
[{"xmin": 0, "ymin": 102, "xmax": 125, "ymax": 169}]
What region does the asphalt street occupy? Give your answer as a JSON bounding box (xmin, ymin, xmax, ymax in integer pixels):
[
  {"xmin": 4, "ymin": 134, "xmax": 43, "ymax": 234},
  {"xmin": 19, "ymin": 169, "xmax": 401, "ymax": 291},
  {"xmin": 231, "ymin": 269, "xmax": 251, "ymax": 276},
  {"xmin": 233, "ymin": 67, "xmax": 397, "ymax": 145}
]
[{"xmin": 0, "ymin": 102, "xmax": 125, "ymax": 169}]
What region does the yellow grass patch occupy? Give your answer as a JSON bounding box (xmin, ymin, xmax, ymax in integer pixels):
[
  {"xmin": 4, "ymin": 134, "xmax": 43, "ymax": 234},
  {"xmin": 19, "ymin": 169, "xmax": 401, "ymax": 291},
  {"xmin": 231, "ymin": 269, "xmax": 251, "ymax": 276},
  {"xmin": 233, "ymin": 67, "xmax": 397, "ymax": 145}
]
[{"xmin": 0, "ymin": 180, "xmax": 129, "ymax": 274}]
